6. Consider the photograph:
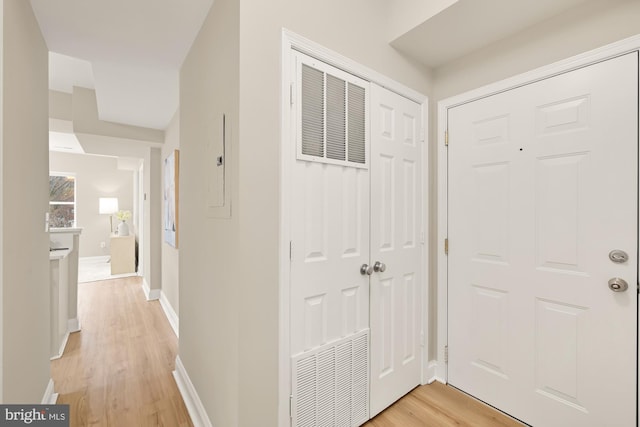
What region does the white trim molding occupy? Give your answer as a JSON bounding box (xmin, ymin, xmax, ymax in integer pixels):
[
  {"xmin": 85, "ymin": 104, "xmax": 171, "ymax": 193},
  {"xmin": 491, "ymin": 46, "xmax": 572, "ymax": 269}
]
[
  {"xmin": 78, "ymin": 255, "xmax": 109, "ymax": 263},
  {"xmin": 159, "ymin": 291, "xmax": 179, "ymax": 337},
  {"xmin": 41, "ymin": 379, "xmax": 58, "ymax": 405},
  {"xmin": 50, "ymin": 332, "xmax": 70, "ymax": 361},
  {"xmin": 142, "ymin": 279, "xmax": 160, "ymax": 301},
  {"xmin": 425, "ymin": 361, "xmax": 440, "ymax": 385},
  {"xmin": 67, "ymin": 317, "xmax": 80, "ymax": 333},
  {"xmin": 436, "ymin": 33, "xmax": 640, "ymax": 384},
  {"xmin": 173, "ymin": 356, "xmax": 212, "ymax": 427}
]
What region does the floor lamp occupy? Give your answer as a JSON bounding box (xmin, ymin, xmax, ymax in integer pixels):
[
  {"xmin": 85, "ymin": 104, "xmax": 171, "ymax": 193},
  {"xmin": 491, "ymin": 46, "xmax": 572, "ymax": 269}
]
[{"xmin": 99, "ymin": 197, "xmax": 118, "ymax": 261}]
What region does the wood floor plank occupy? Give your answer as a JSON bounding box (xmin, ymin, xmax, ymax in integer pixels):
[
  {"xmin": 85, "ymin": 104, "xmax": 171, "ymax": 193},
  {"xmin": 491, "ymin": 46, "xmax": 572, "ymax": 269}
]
[
  {"xmin": 51, "ymin": 277, "xmax": 193, "ymax": 427},
  {"xmin": 363, "ymin": 382, "xmax": 525, "ymax": 427}
]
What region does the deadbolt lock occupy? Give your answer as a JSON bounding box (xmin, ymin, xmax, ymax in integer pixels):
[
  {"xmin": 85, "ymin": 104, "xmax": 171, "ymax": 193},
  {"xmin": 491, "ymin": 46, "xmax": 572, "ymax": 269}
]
[{"xmin": 609, "ymin": 250, "xmax": 629, "ymax": 264}]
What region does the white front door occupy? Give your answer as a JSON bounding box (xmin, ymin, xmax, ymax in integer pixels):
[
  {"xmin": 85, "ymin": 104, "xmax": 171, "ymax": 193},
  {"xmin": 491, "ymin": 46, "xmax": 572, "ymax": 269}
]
[
  {"xmin": 447, "ymin": 53, "xmax": 638, "ymax": 426},
  {"xmin": 369, "ymin": 84, "xmax": 423, "ymax": 417}
]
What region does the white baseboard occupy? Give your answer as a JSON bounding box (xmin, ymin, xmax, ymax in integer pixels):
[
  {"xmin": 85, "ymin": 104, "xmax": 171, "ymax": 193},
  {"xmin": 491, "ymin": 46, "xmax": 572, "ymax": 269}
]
[
  {"xmin": 41, "ymin": 379, "xmax": 58, "ymax": 404},
  {"xmin": 50, "ymin": 332, "xmax": 70, "ymax": 361},
  {"xmin": 79, "ymin": 255, "xmax": 109, "ymax": 263},
  {"xmin": 159, "ymin": 292, "xmax": 179, "ymax": 337},
  {"xmin": 67, "ymin": 317, "xmax": 81, "ymax": 333},
  {"xmin": 173, "ymin": 356, "xmax": 212, "ymax": 427},
  {"xmin": 142, "ymin": 279, "xmax": 161, "ymax": 301},
  {"xmin": 425, "ymin": 360, "xmax": 441, "ymax": 384}
]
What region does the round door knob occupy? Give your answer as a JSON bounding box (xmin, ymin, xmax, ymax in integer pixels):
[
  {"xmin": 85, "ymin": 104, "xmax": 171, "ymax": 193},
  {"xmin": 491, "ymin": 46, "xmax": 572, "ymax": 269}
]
[
  {"xmin": 360, "ymin": 264, "xmax": 373, "ymax": 276},
  {"xmin": 608, "ymin": 277, "xmax": 629, "ymax": 292},
  {"xmin": 373, "ymin": 261, "xmax": 386, "ymax": 273}
]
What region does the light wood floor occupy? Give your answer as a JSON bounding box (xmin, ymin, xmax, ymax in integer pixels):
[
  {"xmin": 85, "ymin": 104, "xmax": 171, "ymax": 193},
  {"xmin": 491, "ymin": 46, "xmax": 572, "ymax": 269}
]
[
  {"xmin": 51, "ymin": 276, "xmax": 192, "ymax": 427},
  {"xmin": 364, "ymin": 382, "xmax": 524, "ymax": 427},
  {"xmin": 52, "ymin": 276, "xmax": 522, "ymax": 427}
]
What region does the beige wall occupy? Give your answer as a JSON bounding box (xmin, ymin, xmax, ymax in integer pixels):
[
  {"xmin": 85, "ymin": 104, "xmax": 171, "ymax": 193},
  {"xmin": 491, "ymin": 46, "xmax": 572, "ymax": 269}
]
[
  {"xmin": 161, "ymin": 111, "xmax": 179, "ymax": 314},
  {"xmin": 179, "ymin": 0, "xmax": 240, "ymax": 424},
  {"xmin": 49, "ymin": 151, "xmax": 134, "ymax": 257},
  {"xmin": 179, "ymin": 1, "xmax": 431, "ymax": 426},
  {"xmin": 144, "ymin": 147, "xmax": 162, "ymax": 292},
  {"xmin": 49, "ymin": 90, "xmax": 72, "ymax": 122},
  {"xmin": 427, "ymin": 0, "xmax": 640, "ymax": 359},
  {"xmin": 2, "ymin": 0, "xmax": 50, "ymax": 402}
]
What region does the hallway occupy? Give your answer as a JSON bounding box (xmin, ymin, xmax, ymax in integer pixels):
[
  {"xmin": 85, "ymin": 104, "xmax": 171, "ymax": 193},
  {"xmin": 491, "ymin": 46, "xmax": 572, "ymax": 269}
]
[{"xmin": 51, "ymin": 277, "xmax": 192, "ymax": 426}]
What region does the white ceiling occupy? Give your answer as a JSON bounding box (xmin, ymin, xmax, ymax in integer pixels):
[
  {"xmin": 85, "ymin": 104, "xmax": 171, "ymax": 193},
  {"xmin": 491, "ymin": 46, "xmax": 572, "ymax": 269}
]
[
  {"xmin": 48, "ymin": 53, "xmax": 95, "ymax": 94},
  {"xmin": 31, "ymin": 0, "xmax": 214, "ymax": 130},
  {"xmin": 33, "ymin": 0, "xmax": 595, "ymax": 132},
  {"xmin": 49, "ymin": 131, "xmax": 85, "ymax": 154}
]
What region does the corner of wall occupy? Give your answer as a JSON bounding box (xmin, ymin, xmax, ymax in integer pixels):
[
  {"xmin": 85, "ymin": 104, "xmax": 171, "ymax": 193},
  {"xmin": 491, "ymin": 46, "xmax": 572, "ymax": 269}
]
[
  {"xmin": 142, "ymin": 278, "xmax": 160, "ymax": 301},
  {"xmin": 173, "ymin": 356, "xmax": 213, "ymax": 427}
]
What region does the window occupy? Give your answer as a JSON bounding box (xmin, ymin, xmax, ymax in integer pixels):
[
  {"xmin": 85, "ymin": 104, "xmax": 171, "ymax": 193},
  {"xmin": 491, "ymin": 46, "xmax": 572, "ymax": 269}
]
[{"xmin": 49, "ymin": 173, "xmax": 76, "ymax": 228}]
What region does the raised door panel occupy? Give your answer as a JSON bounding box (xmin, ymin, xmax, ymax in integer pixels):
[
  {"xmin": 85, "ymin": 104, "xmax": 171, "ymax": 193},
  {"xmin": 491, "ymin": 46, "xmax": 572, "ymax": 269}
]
[
  {"xmin": 291, "ymin": 161, "xmax": 370, "ymax": 355},
  {"xmin": 369, "ymin": 84, "xmax": 423, "ymax": 417}
]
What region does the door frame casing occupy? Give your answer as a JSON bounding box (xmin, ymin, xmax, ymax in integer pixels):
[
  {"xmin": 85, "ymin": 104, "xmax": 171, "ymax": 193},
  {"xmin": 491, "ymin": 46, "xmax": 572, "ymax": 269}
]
[
  {"xmin": 436, "ymin": 34, "xmax": 640, "ymax": 385},
  {"xmin": 279, "ymin": 29, "xmax": 429, "ymax": 427}
]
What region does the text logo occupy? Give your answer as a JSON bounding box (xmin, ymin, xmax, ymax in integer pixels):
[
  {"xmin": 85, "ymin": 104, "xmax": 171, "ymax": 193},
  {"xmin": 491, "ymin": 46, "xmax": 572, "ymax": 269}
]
[{"xmin": 0, "ymin": 405, "xmax": 69, "ymax": 426}]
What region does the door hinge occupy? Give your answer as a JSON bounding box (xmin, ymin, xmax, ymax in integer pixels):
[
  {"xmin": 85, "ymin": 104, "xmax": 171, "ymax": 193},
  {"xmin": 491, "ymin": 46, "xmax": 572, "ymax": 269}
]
[
  {"xmin": 420, "ymin": 127, "xmax": 425, "ymax": 142},
  {"xmin": 289, "ymin": 83, "xmax": 295, "ymax": 107},
  {"xmin": 444, "ymin": 238, "xmax": 449, "ymax": 255},
  {"xmin": 420, "ymin": 332, "xmax": 425, "ymax": 347},
  {"xmin": 289, "ymin": 395, "xmax": 293, "ymax": 418},
  {"xmin": 445, "ymin": 130, "xmax": 449, "ymax": 146},
  {"xmin": 420, "ymin": 232, "xmax": 426, "ymax": 245},
  {"xmin": 444, "ymin": 345, "xmax": 449, "ymax": 363},
  {"xmin": 289, "ymin": 241, "xmax": 293, "ymax": 261}
]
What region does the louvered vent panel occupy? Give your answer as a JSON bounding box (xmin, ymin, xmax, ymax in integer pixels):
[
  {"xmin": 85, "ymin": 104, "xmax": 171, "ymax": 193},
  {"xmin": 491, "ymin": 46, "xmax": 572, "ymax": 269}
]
[
  {"xmin": 298, "ymin": 56, "xmax": 368, "ymax": 168},
  {"xmin": 317, "ymin": 349, "xmax": 336, "ymax": 426},
  {"xmin": 335, "ymin": 342, "xmax": 353, "ymax": 427},
  {"xmin": 296, "ymin": 356, "xmax": 318, "ymax": 427},
  {"xmin": 347, "ymin": 83, "xmax": 366, "ymax": 164},
  {"xmin": 326, "ymin": 74, "xmax": 346, "ymax": 161},
  {"xmin": 292, "ymin": 330, "xmax": 370, "ymax": 427},
  {"xmin": 351, "ymin": 334, "xmax": 369, "ymax": 425},
  {"xmin": 301, "ymin": 64, "xmax": 325, "ymax": 158}
]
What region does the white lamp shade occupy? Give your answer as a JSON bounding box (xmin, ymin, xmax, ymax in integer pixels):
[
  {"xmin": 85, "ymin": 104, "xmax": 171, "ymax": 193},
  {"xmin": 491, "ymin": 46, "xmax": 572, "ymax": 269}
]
[{"xmin": 99, "ymin": 197, "xmax": 119, "ymax": 214}]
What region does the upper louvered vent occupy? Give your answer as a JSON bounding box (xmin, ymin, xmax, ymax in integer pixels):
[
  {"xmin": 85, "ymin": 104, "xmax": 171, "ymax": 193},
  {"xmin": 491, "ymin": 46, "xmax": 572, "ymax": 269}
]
[
  {"xmin": 298, "ymin": 57, "xmax": 368, "ymax": 168},
  {"xmin": 301, "ymin": 65, "xmax": 324, "ymax": 158},
  {"xmin": 348, "ymin": 83, "xmax": 366, "ymax": 164}
]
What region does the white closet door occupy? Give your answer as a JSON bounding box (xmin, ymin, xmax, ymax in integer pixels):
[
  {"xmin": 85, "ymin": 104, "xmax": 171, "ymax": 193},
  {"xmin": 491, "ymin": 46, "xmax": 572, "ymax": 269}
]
[
  {"xmin": 369, "ymin": 84, "xmax": 423, "ymax": 417},
  {"xmin": 290, "ymin": 53, "xmax": 372, "ymax": 427},
  {"xmin": 448, "ymin": 53, "xmax": 638, "ymax": 427}
]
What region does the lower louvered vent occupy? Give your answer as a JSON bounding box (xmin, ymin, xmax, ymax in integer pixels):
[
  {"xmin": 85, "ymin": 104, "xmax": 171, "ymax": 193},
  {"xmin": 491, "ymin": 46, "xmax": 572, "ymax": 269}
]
[{"xmin": 292, "ymin": 330, "xmax": 369, "ymax": 427}]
